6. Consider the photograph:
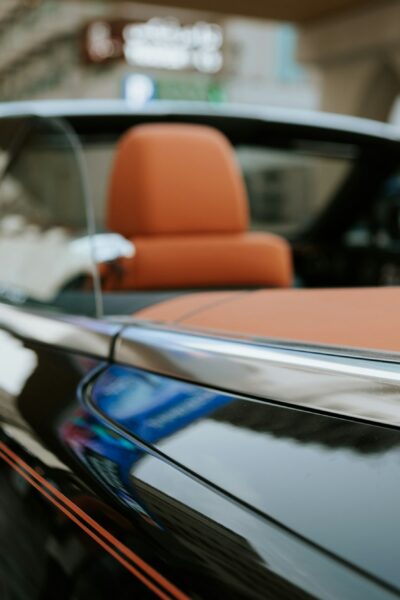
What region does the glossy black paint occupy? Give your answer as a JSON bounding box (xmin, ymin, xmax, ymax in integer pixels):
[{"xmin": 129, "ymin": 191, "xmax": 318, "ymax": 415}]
[
  {"xmin": 0, "ymin": 332, "xmax": 160, "ymax": 598},
  {"xmin": 0, "ymin": 322, "xmax": 399, "ymax": 599},
  {"xmin": 89, "ymin": 366, "xmax": 400, "ymax": 594}
]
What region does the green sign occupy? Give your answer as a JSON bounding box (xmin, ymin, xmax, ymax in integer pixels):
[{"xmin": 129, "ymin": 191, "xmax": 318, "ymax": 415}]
[{"xmin": 156, "ymin": 79, "xmax": 225, "ymax": 103}]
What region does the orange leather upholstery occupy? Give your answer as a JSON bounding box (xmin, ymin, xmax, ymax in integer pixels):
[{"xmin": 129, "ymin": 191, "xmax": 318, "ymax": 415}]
[
  {"xmin": 134, "ymin": 287, "xmax": 400, "ymax": 353},
  {"xmin": 132, "ymin": 291, "xmax": 243, "ymax": 323},
  {"xmin": 102, "ymin": 233, "xmax": 292, "ymax": 291},
  {"xmin": 106, "ymin": 124, "xmax": 292, "ymax": 290},
  {"xmin": 108, "ymin": 124, "xmax": 248, "ymax": 237}
]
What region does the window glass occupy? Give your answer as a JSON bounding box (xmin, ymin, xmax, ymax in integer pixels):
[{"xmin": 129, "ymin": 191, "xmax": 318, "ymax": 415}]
[
  {"xmin": 0, "ymin": 116, "xmax": 101, "ymax": 316},
  {"xmin": 77, "ymin": 137, "xmax": 355, "ymax": 238},
  {"xmin": 82, "ymin": 141, "xmax": 114, "ymax": 232},
  {"xmin": 343, "ymin": 166, "xmax": 400, "ymax": 285},
  {"xmin": 236, "ymin": 144, "xmax": 354, "ymax": 235}
]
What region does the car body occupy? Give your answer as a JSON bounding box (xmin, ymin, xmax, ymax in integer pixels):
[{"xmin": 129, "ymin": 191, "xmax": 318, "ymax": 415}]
[{"xmin": 0, "ymin": 100, "xmax": 400, "ymax": 600}]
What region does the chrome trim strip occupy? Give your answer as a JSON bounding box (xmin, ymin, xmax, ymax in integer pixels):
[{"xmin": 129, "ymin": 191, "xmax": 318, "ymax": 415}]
[
  {"xmin": 116, "ymin": 325, "xmax": 400, "ymax": 427},
  {"xmin": 0, "ymin": 303, "xmax": 120, "ymax": 359},
  {"xmin": 127, "ymin": 317, "xmax": 400, "ymax": 364}
]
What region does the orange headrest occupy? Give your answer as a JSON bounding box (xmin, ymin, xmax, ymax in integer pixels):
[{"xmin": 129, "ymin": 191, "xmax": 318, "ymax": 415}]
[{"xmin": 107, "ymin": 124, "xmax": 249, "ymax": 238}]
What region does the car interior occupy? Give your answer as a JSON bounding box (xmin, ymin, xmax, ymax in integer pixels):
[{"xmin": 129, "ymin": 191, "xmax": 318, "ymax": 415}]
[
  {"xmin": 0, "ymin": 112, "xmax": 399, "ymax": 351},
  {"xmin": 73, "ymin": 112, "xmax": 399, "ymax": 295},
  {"xmin": 102, "ymin": 123, "xmax": 292, "ymax": 292},
  {"xmin": 96, "ymin": 121, "xmax": 399, "ymax": 352}
]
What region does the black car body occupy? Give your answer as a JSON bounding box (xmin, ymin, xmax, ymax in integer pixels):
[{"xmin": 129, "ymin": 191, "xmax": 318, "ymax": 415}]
[{"xmin": 0, "ymin": 100, "xmax": 400, "ymax": 600}]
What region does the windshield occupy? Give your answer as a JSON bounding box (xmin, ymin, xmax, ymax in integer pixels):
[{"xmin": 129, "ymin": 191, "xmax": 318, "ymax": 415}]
[{"xmin": 0, "ymin": 116, "xmax": 101, "ymax": 317}]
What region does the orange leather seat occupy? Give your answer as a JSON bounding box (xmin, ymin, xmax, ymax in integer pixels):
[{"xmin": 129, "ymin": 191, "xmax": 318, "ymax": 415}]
[{"xmin": 105, "ymin": 124, "xmax": 292, "ymax": 290}]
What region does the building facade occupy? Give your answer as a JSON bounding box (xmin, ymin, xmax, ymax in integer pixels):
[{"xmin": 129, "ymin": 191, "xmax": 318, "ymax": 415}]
[{"xmin": 0, "ymin": 1, "xmax": 319, "ymax": 111}]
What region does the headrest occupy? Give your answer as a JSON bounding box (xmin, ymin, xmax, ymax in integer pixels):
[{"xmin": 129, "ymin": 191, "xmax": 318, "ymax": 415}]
[{"xmin": 107, "ymin": 124, "xmax": 249, "ymax": 238}]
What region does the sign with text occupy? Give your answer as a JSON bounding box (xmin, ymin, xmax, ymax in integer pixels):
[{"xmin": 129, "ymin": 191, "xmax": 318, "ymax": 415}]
[{"xmin": 82, "ymin": 17, "xmax": 224, "ymax": 74}]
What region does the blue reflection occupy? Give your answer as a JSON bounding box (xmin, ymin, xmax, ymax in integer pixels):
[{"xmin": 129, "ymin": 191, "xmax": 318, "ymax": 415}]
[
  {"xmin": 60, "ymin": 366, "xmax": 232, "ymax": 522},
  {"xmin": 60, "ymin": 406, "xmax": 160, "ymax": 525},
  {"xmin": 92, "ymin": 366, "xmax": 231, "ymax": 444}
]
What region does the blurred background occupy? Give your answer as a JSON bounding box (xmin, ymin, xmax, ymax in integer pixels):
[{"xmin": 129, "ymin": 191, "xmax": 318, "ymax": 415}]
[{"xmin": 1, "ymin": 0, "xmax": 400, "ymax": 123}]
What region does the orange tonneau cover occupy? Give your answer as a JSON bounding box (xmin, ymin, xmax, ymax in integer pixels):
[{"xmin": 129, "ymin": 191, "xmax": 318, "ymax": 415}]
[{"xmin": 134, "ymin": 288, "xmax": 400, "ymax": 353}]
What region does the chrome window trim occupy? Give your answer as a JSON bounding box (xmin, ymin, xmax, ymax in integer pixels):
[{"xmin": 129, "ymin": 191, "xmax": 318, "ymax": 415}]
[
  {"xmin": 116, "ymin": 323, "xmax": 400, "ymax": 427},
  {"xmin": 0, "ymin": 303, "xmax": 119, "ymax": 359},
  {"xmin": 112, "ymin": 317, "xmax": 400, "ymax": 364}
]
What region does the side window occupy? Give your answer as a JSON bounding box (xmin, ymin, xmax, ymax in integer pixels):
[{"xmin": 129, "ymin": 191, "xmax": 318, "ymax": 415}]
[
  {"xmin": 344, "ymin": 166, "xmax": 400, "ymax": 247},
  {"xmin": 236, "ymin": 144, "xmax": 354, "ymax": 235},
  {"xmin": 344, "ymin": 165, "xmax": 400, "ymax": 285},
  {"xmin": 0, "ymin": 116, "xmax": 101, "ymax": 317},
  {"xmin": 371, "ymin": 169, "xmax": 400, "ymax": 246}
]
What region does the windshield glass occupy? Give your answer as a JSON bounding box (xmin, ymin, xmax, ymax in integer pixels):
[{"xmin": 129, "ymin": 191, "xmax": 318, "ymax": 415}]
[{"xmin": 0, "ymin": 116, "xmax": 101, "ymax": 317}]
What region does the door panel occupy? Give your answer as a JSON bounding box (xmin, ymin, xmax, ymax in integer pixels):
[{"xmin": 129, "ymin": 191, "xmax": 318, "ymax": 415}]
[
  {"xmin": 0, "ymin": 326, "xmax": 184, "ymax": 599},
  {"xmin": 0, "ymin": 307, "xmax": 399, "ymax": 598},
  {"xmin": 85, "ymin": 362, "xmax": 400, "ymax": 598}
]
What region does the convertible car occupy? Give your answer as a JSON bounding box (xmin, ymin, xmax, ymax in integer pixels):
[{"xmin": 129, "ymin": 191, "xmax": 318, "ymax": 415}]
[{"xmin": 0, "ymin": 100, "xmax": 399, "ymax": 599}]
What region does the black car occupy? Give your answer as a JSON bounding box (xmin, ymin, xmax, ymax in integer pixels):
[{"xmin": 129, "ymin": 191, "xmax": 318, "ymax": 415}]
[{"xmin": 0, "ymin": 100, "xmax": 400, "ymax": 600}]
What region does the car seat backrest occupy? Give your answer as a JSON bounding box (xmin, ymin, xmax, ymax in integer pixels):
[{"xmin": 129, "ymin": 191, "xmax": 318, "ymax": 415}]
[
  {"xmin": 105, "ymin": 123, "xmax": 293, "ymax": 290},
  {"xmin": 107, "ymin": 123, "xmax": 249, "ymax": 237}
]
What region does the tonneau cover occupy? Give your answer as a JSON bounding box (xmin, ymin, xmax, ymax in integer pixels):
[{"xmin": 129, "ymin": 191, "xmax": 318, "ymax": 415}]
[{"xmin": 134, "ymin": 287, "xmax": 400, "ymax": 354}]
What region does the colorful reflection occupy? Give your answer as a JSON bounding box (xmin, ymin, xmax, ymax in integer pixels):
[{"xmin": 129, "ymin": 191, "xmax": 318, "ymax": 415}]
[
  {"xmin": 60, "ymin": 366, "xmax": 232, "ymax": 523},
  {"xmin": 92, "ymin": 366, "xmax": 231, "ymax": 443}
]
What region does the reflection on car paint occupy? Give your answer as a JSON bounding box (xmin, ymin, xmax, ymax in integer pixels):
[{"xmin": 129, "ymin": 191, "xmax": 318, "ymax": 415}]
[
  {"xmin": 60, "ymin": 407, "xmax": 157, "ymax": 523},
  {"xmin": 58, "ymin": 364, "xmax": 400, "ymax": 599},
  {"xmin": 76, "ymin": 364, "xmax": 400, "ymax": 596},
  {"xmin": 1, "ymin": 327, "xmax": 398, "ymax": 599},
  {"xmin": 60, "ymin": 366, "xmax": 231, "ymax": 523},
  {"xmin": 92, "ymin": 366, "xmax": 232, "ymax": 443}
]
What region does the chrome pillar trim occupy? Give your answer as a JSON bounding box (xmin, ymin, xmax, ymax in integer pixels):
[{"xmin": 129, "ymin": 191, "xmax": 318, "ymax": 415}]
[
  {"xmin": 116, "ymin": 325, "xmax": 400, "ymax": 427},
  {"xmin": 0, "ymin": 304, "xmax": 120, "ymax": 359}
]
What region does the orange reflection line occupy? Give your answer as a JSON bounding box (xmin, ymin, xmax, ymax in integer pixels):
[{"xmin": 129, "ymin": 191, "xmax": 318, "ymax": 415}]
[
  {"xmin": 0, "ymin": 441, "xmax": 189, "ymax": 600},
  {"xmin": 0, "ymin": 448, "xmax": 172, "ymax": 600}
]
